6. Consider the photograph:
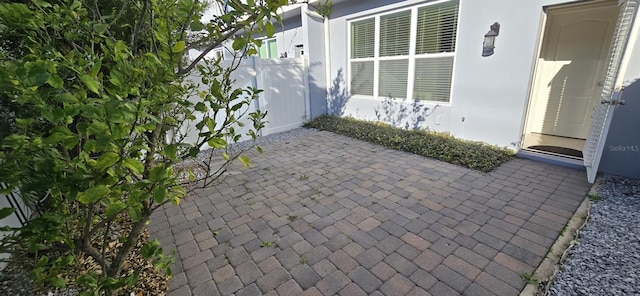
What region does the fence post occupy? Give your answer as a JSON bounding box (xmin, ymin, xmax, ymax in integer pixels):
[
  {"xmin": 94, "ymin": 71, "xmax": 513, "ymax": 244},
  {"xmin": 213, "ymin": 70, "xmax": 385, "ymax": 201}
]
[
  {"xmin": 250, "ymin": 56, "xmax": 264, "ymax": 137},
  {"xmin": 302, "ymin": 57, "xmax": 311, "ymax": 121}
]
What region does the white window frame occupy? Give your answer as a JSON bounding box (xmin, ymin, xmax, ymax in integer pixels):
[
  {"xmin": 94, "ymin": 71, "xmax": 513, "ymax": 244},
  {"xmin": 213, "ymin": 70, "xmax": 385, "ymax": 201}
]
[
  {"xmin": 258, "ymin": 38, "xmax": 278, "ymax": 59},
  {"xmin": 212, "ymin": 48, "xmax": 224, "ymax": 60},
  {"xmin": 347, "ymin": 0, "xmax": 459, "ymax": 104}
]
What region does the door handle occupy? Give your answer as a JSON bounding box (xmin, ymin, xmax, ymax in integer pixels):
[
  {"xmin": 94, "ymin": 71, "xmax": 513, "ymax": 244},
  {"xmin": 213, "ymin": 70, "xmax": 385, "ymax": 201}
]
[{"xmin": 601, "ymin": 99, "xmax": 626, "ymax": 105}]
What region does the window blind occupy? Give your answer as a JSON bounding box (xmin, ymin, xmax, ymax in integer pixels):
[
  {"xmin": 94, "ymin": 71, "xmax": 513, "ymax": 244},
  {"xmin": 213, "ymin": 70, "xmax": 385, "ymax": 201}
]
[
  {"xmin": 351, "ymin": 18, "xmax": 375, "ymax": 58},
  {"xmin": 416, "ymin": 1, "xmax": 459, "ymax": 54},
  {"xmin": 380, "ymin": 10, "xmax": 412, "ymax": 57},
  {"xmin": 348, "ymin": 0, "xmax": 459, "ymax": 102},
  {"xmin": 413, "ymin": 57, "xmax": 454, "ymax": 102},
  {"xmin": 350, "ymin": 61, "xmax": 375, "ymax": 96},
  {"xmin": 379, "ymin": 59, "xmax": 409, "ymax": 99}
]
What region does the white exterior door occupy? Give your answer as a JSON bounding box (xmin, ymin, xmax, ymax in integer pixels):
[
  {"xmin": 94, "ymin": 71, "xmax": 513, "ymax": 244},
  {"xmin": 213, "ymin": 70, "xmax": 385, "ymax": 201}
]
[
  {"xmin": 584, "ymin": 0, "xmax": 638, "ymax": 183},
  {"xmin": 531, "ymin": 3, "xmax": 618, "ymax": 139}
]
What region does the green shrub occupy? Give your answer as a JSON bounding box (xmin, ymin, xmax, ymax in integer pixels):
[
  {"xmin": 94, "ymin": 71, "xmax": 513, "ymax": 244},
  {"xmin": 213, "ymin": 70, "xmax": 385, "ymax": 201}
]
[{"xmin": 305, "ymin": 115, "xmax": 514, "ymax": 172}]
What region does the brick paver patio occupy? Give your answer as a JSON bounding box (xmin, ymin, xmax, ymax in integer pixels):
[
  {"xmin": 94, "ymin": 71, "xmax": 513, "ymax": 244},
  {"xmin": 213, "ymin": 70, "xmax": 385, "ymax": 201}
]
[{"xmin": 149, "ymin": 130, "xmax": 591, "ymax": 295}]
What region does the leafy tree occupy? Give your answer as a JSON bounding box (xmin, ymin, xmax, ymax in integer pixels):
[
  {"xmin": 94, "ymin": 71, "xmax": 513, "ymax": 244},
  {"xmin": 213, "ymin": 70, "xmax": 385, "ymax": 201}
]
[{"xmin": 0, "ymin": 0, "xmax": 288, "ymax": 293}]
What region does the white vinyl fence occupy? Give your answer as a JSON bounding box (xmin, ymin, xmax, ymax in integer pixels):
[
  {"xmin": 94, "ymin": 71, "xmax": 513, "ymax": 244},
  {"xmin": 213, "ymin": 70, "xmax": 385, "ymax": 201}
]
[
  {"xmin": 0, "ymin": 183, "xmax": 35, "ymax": 269},
  {"xmin": 183, "ymin": 57, "xmax": 310, "ymax": 149}
]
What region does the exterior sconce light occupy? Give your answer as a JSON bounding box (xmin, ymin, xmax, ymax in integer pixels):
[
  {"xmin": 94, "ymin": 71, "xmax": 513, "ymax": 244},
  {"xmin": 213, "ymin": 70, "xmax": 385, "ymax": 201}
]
[{"xmin": 482, "ymin": 22, "xmax": 500, "ymax": 57}]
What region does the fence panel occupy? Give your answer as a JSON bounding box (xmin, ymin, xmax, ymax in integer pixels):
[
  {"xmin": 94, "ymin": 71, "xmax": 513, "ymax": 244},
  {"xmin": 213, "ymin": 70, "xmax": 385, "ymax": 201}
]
[
  {"xmin": 182, "ymin": 57, "xmax": 309, "ymax": 149},
  {"xmin": 255, "ymin": 58, "xmax": 308, "ymax": 135}
]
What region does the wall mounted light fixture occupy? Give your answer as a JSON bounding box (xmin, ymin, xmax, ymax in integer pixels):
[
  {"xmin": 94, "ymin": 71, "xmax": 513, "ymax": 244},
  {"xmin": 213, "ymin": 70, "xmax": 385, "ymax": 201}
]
[{"xmin": 482, "ymin": 22, "xmax": 500, "ymax": 57}]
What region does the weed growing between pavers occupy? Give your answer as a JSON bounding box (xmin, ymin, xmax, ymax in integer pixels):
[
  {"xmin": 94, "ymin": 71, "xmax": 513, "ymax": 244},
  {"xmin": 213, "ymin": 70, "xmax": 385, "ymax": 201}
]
[{"xmin": 305, "ymin": 115, "xmax": 514, "ymax": 172}]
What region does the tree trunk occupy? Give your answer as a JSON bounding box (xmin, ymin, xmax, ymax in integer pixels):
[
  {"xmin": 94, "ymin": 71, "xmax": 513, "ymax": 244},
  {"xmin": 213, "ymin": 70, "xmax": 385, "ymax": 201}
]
[{"xmin": 107, "ymin": 216, "xmax": 148, "ymax": 279}]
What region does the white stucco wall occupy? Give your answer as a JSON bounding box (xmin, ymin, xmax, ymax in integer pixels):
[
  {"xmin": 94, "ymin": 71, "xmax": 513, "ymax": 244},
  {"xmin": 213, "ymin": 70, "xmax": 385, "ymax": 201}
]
[
  {"xmin": 274, "ymin": 15, "xmax": 305, "ymax": 59},
  {"xmin": 327, "ymin": 0, "xmax": 598, "ymax": 149}
]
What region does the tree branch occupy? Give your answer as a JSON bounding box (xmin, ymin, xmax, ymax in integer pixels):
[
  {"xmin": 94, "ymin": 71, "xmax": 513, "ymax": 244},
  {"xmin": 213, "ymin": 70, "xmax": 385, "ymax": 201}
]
[{"xmin": 176, "ymin": 26, "xmax": 243, "ymax": 76}]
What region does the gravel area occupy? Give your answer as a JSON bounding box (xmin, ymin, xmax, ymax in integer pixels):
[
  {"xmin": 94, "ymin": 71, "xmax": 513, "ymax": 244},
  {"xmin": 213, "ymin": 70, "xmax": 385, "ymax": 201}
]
[{"xmin": 547, "ymin": 175, "xmax": 640, "ymax": 295}]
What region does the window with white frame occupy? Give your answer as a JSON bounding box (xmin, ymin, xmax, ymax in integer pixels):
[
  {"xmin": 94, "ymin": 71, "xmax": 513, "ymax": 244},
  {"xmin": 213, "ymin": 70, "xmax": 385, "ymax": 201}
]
[
  {"xmin": 258, "ymin": 38, "xmax": 278, "ymax": 59},
  {"xmin": 349, "ymin": 0, "xmax": 459, "ymax": 102},
  {"xmin": 212, "ymin": 48, "xmax": 224, "ymax": 60}
]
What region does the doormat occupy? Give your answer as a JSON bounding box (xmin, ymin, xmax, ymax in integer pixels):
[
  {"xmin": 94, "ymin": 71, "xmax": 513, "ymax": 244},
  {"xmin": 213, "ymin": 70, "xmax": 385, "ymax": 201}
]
[{"xmin": 528, "ymin": 145, "xmax": 583, "ymax": 158}]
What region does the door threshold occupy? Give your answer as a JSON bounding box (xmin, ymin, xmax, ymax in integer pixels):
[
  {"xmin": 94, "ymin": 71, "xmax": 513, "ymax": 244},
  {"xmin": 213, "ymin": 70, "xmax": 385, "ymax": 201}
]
[{"xmin": 518, "ymin": 149, "xmax": 585, "ymax": 169}]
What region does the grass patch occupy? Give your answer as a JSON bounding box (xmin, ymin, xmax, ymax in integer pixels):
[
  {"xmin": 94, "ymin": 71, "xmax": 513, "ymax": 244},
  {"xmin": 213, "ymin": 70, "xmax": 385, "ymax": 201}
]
[
  {"xmin": 305, "ymin": 115, "xmax": 514, "ymax": 172},
  {"xmin": 587, "ymin": 193, "xmax": 602, "ymax": 201},
  {"xmin": 520, "ymin": 272, "xmax": 538, "ymax": 285}
]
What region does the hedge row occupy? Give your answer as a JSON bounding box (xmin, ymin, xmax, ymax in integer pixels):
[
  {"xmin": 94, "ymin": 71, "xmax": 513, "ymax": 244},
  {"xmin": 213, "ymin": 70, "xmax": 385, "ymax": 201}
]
[{"xmin": 305, "ymin": 115, "xmax": 514, "ymax": 172}]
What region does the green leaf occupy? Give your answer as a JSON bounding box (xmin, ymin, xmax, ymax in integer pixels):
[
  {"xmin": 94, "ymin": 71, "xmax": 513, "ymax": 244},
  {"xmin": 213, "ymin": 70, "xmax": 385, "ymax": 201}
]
[
  {"xmin": 93, "ymin": 23, "xmax": 108, "ymax": 34},
  {"xmin": 194, "ymin": 102, "xmax": 207, "ymax": 112},
  {"xmin": 207, "ymin": 137, "xmax": 227, "ymax": 149},
  {"xmin": 37, "ymin": 255, "xmax": 49, "ymax": 266},
  {"xmin": 152, "ymin": 186, "xmax": 167, "ymax": 203},
  {"xmin": 90, "ymin": 59, "xmax": 102, "ymax": 77},
  {"xmin": 77, "ymin": 186, "xmax": 111, "ymax": 204},
  {"xmin": 61, "ymin": 255, "xmax": 74, "ymax": 266},
  {"xmin": 0, "ymin": 207, "xmax": 16, "ymax": 220},
  {"xmin": 172, "ymin": 41, "xmax": 186, "ymax": 53},
  {"xmin": 51, "ymin": 277, "xmax": 66, "ymax": 288},
  {"xmin": 149, "ymin": 165, "xmax": 166, "ymax": 181},
  {"xmin": 164, "ymin": 144, "xmax": 177, "ymax": 160},
  {"xmin": 129, "ymin": 206, "xmax": 142, "ymax": 222},
  {"xmin": 114, "ymin": 40, "xmax": 129, "ymax": 59},
  {"xmin": 43, "ymin": 132, "xmax": 68, "ymax": 144},
  {"xmin": 96, "ymin": 151, "xmax": 119, "ymax": 171},
  {"xmin": 125, "ymin": 272, "xmax": 140, "ymax": 288},
  {"xmin": 47, "ymin": 75, "xmax": 64, "ymax": 88},
  {"xmin": 25, "ymin": 63, "xmax": 50, "ymax": 87},
  {"xmin": 140, "ymin": 239, "xmax": 161, "ymax": 259},
  {"xmin": 105, "ymin": 201, "xmax": 126, "ymax": 218},
  {"xmin": 54, "ymin": 93, "xmax": 77, "ymax": 103},
  {"xmin": 188, "ymin": 147, "xmax": 199, "ymax": 157},
  {"xmin": 265, "ymin": 21, "xmax": 275, "ymax": 37},
  {"xmin": 80, "ymin": 75, "xmax": 100, "ymax": 94},
  {"xmin": 123, "ymin": 158, "xmax": 144, "ymax": 175},
  {"xmin": 255, "ymin": 146, "xmax": 263, "ymax": 154},
  {"xmin": 222, "ymin": 153, "xmax": 230, "ymax": 161},
  {"xmin": 238, "ymin": 156, "xmax": 250, "ymax": 168},
  {"xmin": 189, "ymin": 20, "xmax": 204, "ymax": 31},
  {"xmin": 232, "ymin": 38, "xmax": 247, "ymax": 51}
]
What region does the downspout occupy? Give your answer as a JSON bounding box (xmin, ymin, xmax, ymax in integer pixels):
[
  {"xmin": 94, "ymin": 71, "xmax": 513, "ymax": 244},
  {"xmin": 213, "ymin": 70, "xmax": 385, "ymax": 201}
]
[
  {"xmin": 323, "ymin": 14, "xmax": 331, "ymax": 116},
  {"xmin": 303, "ymin": 4, "xmax": 331, "ymax": 117}
]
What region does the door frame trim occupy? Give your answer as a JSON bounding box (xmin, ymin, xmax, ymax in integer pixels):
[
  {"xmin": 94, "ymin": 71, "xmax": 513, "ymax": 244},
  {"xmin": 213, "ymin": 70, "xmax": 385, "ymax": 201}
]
[{"xmin": 519, "ymin": 0, "xmax": 618, "ymax": 154}]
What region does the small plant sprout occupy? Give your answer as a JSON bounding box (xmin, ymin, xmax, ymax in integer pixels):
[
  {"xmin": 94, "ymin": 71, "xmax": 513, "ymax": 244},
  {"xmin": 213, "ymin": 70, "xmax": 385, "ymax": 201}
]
[
  {"xmin": 299, "ymin": 174, "xmax": 309, "ymax": 181},
  {"xmin": 300, "ymin": 256, "xmax": 308, "ymax": 264},
  {"xmin": 260, "ymin": 241, "xmax": 273, "ymax": 247},
  {"xmin": 288, "ymin": 215, "xmax": 298, "ymax": 221},
  {"xmin": 520, "ymin": 272, "xmax": 538, "ymax": 285},
  {"xmin": 588, "ymin": 193, "xmax": 602, "ymax": 201}
]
